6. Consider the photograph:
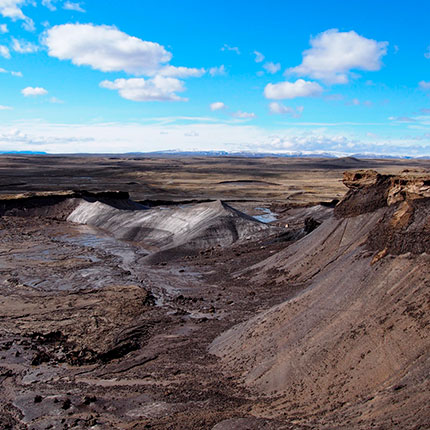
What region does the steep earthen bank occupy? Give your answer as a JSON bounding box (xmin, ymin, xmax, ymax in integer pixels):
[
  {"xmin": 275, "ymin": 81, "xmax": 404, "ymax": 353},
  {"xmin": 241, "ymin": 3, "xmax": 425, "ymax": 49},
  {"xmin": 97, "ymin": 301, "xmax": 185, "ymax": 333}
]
[{"xmin": 211, "ymin": 170, "xmax": 430, "ymax": 429}]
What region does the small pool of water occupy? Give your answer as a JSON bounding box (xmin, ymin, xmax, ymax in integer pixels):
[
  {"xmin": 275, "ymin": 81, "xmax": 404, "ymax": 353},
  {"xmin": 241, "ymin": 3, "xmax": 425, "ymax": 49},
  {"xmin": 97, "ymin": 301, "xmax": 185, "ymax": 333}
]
[{"xmin": 253, "ymin": 207, "xmax": 278, "ymax": 223}]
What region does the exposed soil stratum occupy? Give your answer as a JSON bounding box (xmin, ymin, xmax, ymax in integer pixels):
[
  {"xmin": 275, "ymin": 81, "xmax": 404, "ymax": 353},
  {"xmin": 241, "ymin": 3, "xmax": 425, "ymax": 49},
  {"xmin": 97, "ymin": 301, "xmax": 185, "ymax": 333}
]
[{"xmin": 0, "ymin": 156, "xmax": 429, "ymax": 430}]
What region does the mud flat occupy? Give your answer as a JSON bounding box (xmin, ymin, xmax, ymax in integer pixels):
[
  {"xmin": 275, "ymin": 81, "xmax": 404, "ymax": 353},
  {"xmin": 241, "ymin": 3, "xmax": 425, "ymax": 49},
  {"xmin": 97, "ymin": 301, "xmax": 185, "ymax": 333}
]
[{"xmin": 0, "ymin": 156, "xmax": 429, "ymax": 429}]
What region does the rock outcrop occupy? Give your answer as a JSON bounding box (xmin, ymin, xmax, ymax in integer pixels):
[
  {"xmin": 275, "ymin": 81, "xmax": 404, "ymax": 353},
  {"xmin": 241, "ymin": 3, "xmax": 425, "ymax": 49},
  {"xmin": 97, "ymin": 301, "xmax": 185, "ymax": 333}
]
[{"xmin": 335, "ymin": 169, "xmax": 430, "ymax": 217}]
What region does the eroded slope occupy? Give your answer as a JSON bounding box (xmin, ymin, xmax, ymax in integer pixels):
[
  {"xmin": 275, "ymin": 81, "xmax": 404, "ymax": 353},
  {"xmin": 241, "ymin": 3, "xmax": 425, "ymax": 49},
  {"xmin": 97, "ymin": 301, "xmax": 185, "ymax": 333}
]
[{"xmin": 210, "ymin": 170, "xmax": 430, "ymax": 429}]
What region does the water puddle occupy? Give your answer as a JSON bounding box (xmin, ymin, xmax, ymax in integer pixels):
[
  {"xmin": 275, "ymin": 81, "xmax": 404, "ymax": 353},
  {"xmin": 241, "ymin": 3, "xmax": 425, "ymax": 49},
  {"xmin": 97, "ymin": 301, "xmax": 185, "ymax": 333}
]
[
  {"xmin": 57, "ymin": 225, "xmax": 149, "ymax": 268},
  {"xmin": 253, "ymin": 207, "xmax": 278, "ymax": 223}
]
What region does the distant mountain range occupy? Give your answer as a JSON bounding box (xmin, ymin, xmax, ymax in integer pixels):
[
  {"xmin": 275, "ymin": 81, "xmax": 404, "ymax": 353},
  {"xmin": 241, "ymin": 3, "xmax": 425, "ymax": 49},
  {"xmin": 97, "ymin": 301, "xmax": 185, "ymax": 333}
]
[
  {"xmin": 0, "ymin": 149, "xmax": 429, "ymax": 159},
  {"xmin": 0, "ymin": 151, "xmax": 47, "ymax": 155}
]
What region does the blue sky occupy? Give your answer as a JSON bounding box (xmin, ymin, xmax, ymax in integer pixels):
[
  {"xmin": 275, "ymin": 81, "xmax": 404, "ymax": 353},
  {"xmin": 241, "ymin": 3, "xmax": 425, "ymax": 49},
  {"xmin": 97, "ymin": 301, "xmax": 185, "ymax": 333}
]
[{"xmin": 1, "ymin": 0, "xmax": 430, "ymax": 155}]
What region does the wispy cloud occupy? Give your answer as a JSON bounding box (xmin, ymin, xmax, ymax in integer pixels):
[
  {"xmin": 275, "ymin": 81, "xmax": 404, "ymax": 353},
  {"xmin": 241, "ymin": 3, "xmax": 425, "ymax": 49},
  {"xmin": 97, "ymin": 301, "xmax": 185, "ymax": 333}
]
[
  {"xmin": 0, "ymin": 45, "xmax": 10, "ymax": 58},
  {"xmin": 209, "ymin": 65, "xmax": 226, "ymax": 76},
  {"xmin": 253, "ymin": 50, "xmax": 264, "ymax": 63},
  {"xmin": 12, "ymin": 37, "xmax": 38, "ymax": 53},
  {"xmin": 221, "ymin": 44, "xmax": 240, "ymax": 55},
  {"xmin": 232, "ymin": 110, "xmax": 256, "ymax": 119},
  {"xmin": 263, "ymin": 62, "xmax": 281, "ymax": 74},
  {"xmin": 269, "ymin": 102, "xmax": 303, "ymax": 117},
  {"xmin": 63, "ymin": 1, "xmax": 86, "ymax": 12}
]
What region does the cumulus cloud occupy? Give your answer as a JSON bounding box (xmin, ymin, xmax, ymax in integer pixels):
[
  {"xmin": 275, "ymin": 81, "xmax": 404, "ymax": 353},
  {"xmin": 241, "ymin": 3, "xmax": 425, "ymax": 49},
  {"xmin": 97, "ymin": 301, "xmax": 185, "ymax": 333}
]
[
  {"xmin": 269, "ymin": 102, "xmax": 303, "ymax": 117},
  {"xmin": 210, "ymin": 101, "xmax": 226, "ymax": 111},
  {"xmin": 43, "ymin": 24, "xmax": 173, "ymax": 75},
  {"xmin": 263, "ymin": 62, "xmax": 281, "ymax": 74},
  {"xmin": 63, "ymin": 1, "xmax": 85, "ymax": 12},
  {"xmin": 264, "ymin": 79, "xmax": 323, "ymax": 99},
  {"xmin": 0, "ymin": 44, "xmax": 10, "ymax": 58},
  {"xmin": 288, "ymin": 29, "xmax": 388, "ymax": 84},
  {"xmin": 100, "ymin": 76, "xmax": 186, "ymax": 102},
  {"xmin": 221, "ymin": 44, "xmax": 240, "ymax": 54},
  {"xmin": 209, "ymin": 65, "xmax": 226, "ymax": 76},
  {"xmin": 254, "ymin": 50, "xmax": 264, "ymax": 63},
  {"xmin": 21, "ymin": 86, "xmax": 48, "ymax": 96},
  {"xmin": 0, "ymin": 23, "xmax": 7, "ymax": 33},
  {"xmin": 0, "ymin": 104, "xmax": 12, "ymax": 110},
  {"xmin": 232, "ymin": 110, "xmax": 256, "ymax": 119},
  {"xmin": 0, "ymin": 0, "xmax": 34, "ymax": 30},
  {"xmin": 12, "ymin": 37, "xmax": 38, "ymax": 53}
]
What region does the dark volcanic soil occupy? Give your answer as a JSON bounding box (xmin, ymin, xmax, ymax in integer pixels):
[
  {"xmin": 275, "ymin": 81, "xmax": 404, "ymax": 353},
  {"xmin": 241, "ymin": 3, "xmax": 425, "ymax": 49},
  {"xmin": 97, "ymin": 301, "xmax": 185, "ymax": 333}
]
[
  {"xmin": 0, "ymin": 200, "xmax": 305, "ymax": 429},
  {"xmin": 0, "ymin": 156, "xmax": 429, "ymax": 429}
]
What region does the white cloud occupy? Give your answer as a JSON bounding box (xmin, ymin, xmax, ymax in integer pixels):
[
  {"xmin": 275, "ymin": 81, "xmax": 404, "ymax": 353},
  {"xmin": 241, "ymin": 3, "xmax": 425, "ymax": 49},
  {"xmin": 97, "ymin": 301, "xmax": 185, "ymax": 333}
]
[
  {"xmin": 12, "ymin": 37, "xmax": 38, "ymax": 53},
  {"xmin": 425, "ymin": 47, "xmax": 430, "ymax": 60},
  {"xmin": 50, "ymin": 96, "xmax": 64, "ymax": 103},
  {"xmin": 253, "ymin": 50, "xmax": 264, "ymax": 63},
  {"xmin": 269, "ymin": 102, "xmax": 303, "ymax": 117},
  {"xmin": 419, "ymin": 80, "xmax": 430, "ymax": 90},
  {"xmin": 42, "ymin": 0, "xmax": 57, "ymax": 11},
  {"xmin": 232, "ymin": 110, "xmax": 256, "ymax": 119},
  {"xmin": 210, "ymin": 101, "xmax": 226, "ymax": 111},
  {"xmin": 288, "ymin": 29, "xmax": 388, "ymax": 84},
  {"xmin": 43, "ymin": 24, "xmax": 173, "ymax": 75},
  {"xmin": 263, "ymin": 61, "xmax": 281, "ymax": 74},
  {"xmin": 388, "ymin": 116, "xmax": 416, "ymax": 123},
  {"xmin": 221, "ymin": 44, "xmax": 240, "ymax": 55},
  {"xmin": 0, "ymin": 119, "xmax": 427, "ymax": 157},
  {"xmin": 0, "ymin": 44, "xmax": 10, "ymax": 58},
  {"xmin": 21, "ymin": 86, "xmax": 48, "ymax": 96},
  {"xmin": 100, "ymin": 76, "xmax": 186, "ymax": 102},
  {"xmin": 264, "ymin": 79, "xmax": 323, "ymax": 99},
  {"xmin": 157, "ymin": 65, "xmax": 205, "ymax": 78},
  {"xmin": 0, "ymin": 104, "xmax": 12, "ymax": 110},
  {"xmin": 209, "ymin": 65, "xmax": 226, "ymax": 76},
  {"xmin": 0, "ymin": 0, "xmax": 34, "ymax": 30},
  {"xmin": 63, "ymin": 1, "xmax": 85, "ymax": 12},
  {"xmin": 0, "ymin": 67, "xmax": 22, "ymax": 76},
  {"xmin": 0, "ymin": 23, "xmax": 8, "ymax": 33}
]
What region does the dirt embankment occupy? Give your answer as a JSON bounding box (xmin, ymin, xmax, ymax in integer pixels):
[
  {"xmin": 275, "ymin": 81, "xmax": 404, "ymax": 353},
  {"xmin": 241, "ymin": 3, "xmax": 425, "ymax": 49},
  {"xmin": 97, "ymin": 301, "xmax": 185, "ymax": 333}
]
[{"xmin": 211, "ymin": 170, "xmax": 430, "ymax": 429}]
